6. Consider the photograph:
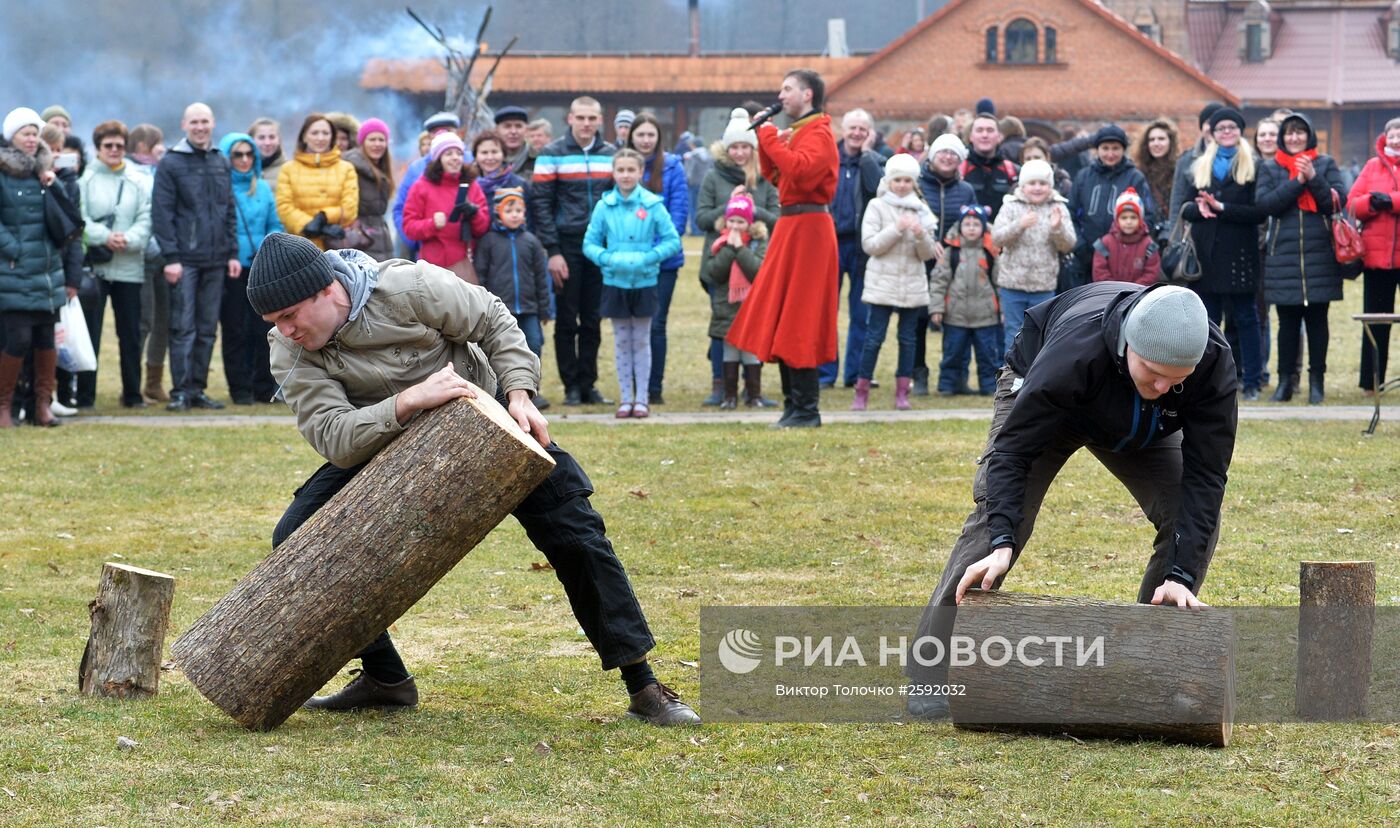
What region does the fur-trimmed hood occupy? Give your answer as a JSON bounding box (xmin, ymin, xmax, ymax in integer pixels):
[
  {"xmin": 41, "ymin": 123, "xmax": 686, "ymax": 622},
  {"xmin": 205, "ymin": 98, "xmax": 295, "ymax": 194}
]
[
  {"xmin": 711, "ymin": 215, "xmax": 769, "ymax": 239},
  {"xmin": 0, "ymin": 139, "xmax": 51, "ymax": 179}
]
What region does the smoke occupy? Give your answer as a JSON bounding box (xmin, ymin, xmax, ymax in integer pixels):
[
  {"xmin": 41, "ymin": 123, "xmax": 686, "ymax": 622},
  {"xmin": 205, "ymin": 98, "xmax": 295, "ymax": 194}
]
[{"xmin": 0, "ymin": 0, "xmax": 488, "ymax": 159}]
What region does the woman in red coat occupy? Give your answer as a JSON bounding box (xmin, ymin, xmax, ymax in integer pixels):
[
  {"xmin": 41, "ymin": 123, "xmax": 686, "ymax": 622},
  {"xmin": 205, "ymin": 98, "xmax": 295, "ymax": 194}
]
[
  {"xmin": 1348, "ymin": 120, "xmax": 1400, "ymax": 394},
  {"xmin": 402, "ymin": 132, "xmax": 489, "ymax": 279},
  {"xmin": 726, "ymin": 69, "xmax": 840, "ymax": 427}
]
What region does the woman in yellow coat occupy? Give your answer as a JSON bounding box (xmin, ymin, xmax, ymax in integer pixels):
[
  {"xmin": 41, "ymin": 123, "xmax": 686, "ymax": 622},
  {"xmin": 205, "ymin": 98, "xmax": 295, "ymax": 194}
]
[{"xmin": 276, "ymin": 113, "xmax": 358, "ymax": 250}]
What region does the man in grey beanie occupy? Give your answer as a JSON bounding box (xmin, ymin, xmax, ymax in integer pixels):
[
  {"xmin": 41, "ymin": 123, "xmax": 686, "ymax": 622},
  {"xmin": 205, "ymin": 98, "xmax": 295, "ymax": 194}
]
[
  {"xmin": 245, "ymin": 233, "xmax": 700, "ymax": 727},
  {"xmin": 905, "ymin": 282, "xmax": 1239, "ymax": 719}
]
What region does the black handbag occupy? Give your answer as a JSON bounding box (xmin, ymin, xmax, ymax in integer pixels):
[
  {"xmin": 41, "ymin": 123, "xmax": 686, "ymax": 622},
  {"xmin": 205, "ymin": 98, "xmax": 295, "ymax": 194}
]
[
  {"xmin": 43, "ymin": 179, "xmax": 85, "ymax": 249},
  {"xmin": 1159, "ymin": 205, "xmax": 1201, "ymax": 284},
  {"xmin": 83, "ymin": 179, "xmax": 125, "ymax": 266}
]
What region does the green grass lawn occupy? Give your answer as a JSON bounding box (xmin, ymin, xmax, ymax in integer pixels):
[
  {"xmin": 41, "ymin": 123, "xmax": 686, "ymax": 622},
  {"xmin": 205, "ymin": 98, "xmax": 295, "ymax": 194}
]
[
  {"xmin": 1, "ymin": 415, "xmax": 1398, "ymax": 825},
  {"xmin": 79, "ymin": 236, "xmax": 1389, "ymax": 416}
]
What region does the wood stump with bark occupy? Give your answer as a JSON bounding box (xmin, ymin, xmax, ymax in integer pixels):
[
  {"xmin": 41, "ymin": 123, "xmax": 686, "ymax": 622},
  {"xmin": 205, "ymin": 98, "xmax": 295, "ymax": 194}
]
[
  {"xmin": 1297, "ymin": 561, "xmax": 1375, "ymax": 721},
  {"xmin": 948, "ymin": 590, "xmax": 1235, "ymax": 747},
  {"xmin": 171, "ymin": 393, "xmax": 555, "ymax": 731},
  {"xmin": 79, "ymin": 563, "xmax": 176, "ymax": 699}
]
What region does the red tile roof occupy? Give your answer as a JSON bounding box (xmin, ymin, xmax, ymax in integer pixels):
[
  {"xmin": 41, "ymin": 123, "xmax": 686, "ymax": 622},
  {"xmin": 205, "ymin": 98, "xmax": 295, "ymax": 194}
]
[
  {"xmin": 361, "ymin": 55, "xmax": 859, "ymax": 95},
  {"xmin": 1192, "ymin": 6, "xmax": 1400, "ymax": 104}
]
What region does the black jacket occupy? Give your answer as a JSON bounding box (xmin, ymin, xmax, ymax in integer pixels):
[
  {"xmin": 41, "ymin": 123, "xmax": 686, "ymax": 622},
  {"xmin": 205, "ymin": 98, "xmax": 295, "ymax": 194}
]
[
  {"xmin": 962, "ymin": 151, "xmax": 1018, "ymax": 222},
  {"xmin": 1182, "ymin": 163, "xmax": 1303, "ymax": 295},
  {"xmin": 151, "ymin": 138, "xmax": 237, "ymax": 267},
  {"xmin": 1254, "ymin": 117, "xmax": 1347, "ymax": 306},
  {"xmin": 987, "ymin": 282, "xmax": 1239, "ymax": 588},
  {"xmin": 528, "ymin": 131, "xmax": 615, "ymax": 255},
  {"xmin": 831, "ymin": 141, "xmax": 883, "ymax": 237},
  {"xmin": 1069, "ymin": 159, "xmax": 1155, "ymax": 249}
]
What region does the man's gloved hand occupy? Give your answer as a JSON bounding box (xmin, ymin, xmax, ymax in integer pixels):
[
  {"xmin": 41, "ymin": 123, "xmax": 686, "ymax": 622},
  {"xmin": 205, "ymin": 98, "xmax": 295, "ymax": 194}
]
[
  {"xmin": 303, "ymin": 211, "xmax": 328, "ymax": 237},
  {"xmin": 448, "ymin": 200, "xmax": 479, "ymax": 223},
  {"xmin": 1370, "ymin": 192, "xmax": 1393, "ymax": 213}
]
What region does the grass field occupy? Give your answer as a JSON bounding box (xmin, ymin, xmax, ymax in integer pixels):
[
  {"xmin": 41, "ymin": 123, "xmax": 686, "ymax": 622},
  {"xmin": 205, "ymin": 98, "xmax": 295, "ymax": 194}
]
[{"xmin": 2, "ymin": 240, "xmax": 1399, "ymax": 825}]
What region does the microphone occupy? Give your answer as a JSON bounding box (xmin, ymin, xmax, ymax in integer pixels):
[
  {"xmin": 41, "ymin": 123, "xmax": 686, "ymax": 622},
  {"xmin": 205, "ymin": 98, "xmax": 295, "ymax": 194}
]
[{"xmin": 748, "ymin": 102, "xmax": 783, "ymax": 132}]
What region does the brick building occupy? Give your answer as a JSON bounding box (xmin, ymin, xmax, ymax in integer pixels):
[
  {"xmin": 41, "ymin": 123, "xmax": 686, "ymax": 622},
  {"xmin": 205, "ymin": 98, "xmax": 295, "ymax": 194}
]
[{"xmin": 825, "ymin": 0, "xmax": 1237, "ymax": 145}]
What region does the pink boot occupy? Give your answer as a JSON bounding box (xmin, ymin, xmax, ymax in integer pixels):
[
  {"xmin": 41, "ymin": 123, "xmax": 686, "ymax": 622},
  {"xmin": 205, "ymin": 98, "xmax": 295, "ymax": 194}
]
[
  {"xmin": 894, "ymin": 377, "xmax": 913, "ymax": 410},
  {"xmin": 851, "ymin": 378, "xmax": 871, "ymax": 411}
]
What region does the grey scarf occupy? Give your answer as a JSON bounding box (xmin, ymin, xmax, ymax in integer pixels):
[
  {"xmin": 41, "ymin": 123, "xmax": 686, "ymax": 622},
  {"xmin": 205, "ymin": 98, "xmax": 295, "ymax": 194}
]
[{"xmin": 324, "ymin": 249, "xmax": 381, "ymax": 322}]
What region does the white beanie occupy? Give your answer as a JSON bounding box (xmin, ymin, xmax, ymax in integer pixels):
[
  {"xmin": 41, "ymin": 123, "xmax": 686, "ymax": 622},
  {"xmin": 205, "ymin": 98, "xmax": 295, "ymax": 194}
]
[
  {"xmin": 928, "ymin": 133, "xmax": 968, "ymax": 162},
  {"xmin": 884, "ymin": 153, "xmax": 920, "ymax": 180},
  {"xmin": 3, "ymin": 107, "xmax": 45, "ymax": 143},
  {"xmin": 1019, "ymin": 159, "xmax": 1054, "ymax": 186},
  {"xmin": 721, "ymin": 107, "xmax": 755, "ymax": 150}
]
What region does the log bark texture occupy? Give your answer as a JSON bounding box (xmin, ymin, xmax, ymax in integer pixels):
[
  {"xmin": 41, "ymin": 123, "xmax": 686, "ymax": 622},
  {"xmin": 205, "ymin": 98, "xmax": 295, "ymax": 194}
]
[
  {"xmin": 1297, "ymin": 561, "xmax": 1375, "ymax": 721},
  {"xmin": 171, "ymin": 393, "xmax": 555, "ymax": 730},
  {"xmin": 948, "ymin": 590, "xmax": 1234, "ymax": 747},
  {"xmin": 79, "ymin": 563, "xmax": 176, "ymax": 699}
]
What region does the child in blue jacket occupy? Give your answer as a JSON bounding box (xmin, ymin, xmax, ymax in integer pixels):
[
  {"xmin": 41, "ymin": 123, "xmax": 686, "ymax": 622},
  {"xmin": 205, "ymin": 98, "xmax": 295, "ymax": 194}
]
[{"xmin": 583, "ymin": 149, "xmax": 681, "ymax": 418}]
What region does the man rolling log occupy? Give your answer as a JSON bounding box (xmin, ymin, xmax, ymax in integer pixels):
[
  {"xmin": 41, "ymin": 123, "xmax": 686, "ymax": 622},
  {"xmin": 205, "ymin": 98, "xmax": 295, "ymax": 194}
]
[
  {"xmin": 906, "ymin": 283, "xmax": 1240, "ymax": 720},
  {"xmin": 245, "ymin": 232, "xmax": 699, "ymax": 726}
]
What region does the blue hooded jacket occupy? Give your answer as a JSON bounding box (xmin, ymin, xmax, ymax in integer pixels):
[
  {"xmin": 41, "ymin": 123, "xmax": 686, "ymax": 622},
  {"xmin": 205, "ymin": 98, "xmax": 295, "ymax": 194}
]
[
  {"xmin": 583, "ymin": 186, "xmax": 681, "ymax": 290},
  {"xmin": 641, "ymin": 152, "xmax": 689, "ymax": 270},
  {"xmin": 219, "ymin": 133, "xmax": 282, "ymax": 266}
]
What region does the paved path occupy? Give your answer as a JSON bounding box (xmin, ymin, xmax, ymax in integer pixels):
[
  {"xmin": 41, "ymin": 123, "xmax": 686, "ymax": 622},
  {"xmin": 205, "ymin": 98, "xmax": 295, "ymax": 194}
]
[{"xmin": 65, "ymin": 405, "xmax": 1390, "ymax": 428}]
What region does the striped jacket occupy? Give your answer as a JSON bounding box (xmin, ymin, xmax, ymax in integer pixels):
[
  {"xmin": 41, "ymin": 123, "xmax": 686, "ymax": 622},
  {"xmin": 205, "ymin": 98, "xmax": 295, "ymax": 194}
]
[{"xmin": 528, "ymin": 131, "xmax": 615, "ymax": 255}]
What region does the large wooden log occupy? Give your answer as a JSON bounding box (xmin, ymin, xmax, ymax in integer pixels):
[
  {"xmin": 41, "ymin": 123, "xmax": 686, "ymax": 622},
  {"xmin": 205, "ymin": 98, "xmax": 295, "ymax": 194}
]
[
  {"xmin": 1297, "ymin": 561, "xmax": 1375, "ymax": 721},
  {"xmin": 171, "ymin": 392, "xmax": 555, "ymax": 731},
  {"xmin": 79, "ymin": 563, "xmax": 176, "ymax": 699},
  {"xmin": 947, "ymin": 591, "xmax": 1234, "ymax": 747}
]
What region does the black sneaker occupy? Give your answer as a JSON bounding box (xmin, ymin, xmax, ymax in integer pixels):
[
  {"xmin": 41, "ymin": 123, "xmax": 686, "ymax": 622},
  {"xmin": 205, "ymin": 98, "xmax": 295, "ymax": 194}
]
[
  {"xmin": 626, "ymin": 682, "xmax": 701, "ymax": 726},
  {"xmin": 563, "ymin": 387, "xmax": 583, "ymax": 406},
  {"xmin": 166, "ymin": 395, "xmax": 190, "ymax": 412},
  {"xmin": 190, "ymin": 392, "xmax": 226, "ymax": 410},
  {"xmin": 585, "ymin": 387, "xmax": 613, "ymax": 405},
  {"xmin": 302, "ymin": 669, "xmax": 419, "ymax": 712}
]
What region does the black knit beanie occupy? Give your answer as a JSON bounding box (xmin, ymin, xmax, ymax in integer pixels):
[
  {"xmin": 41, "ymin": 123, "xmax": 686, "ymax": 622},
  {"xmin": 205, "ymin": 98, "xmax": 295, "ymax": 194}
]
[
  {"xmin": 1198, "ymin": 101, "xmax": 1224, "ymax": 129},
  {"xmin": 246, "ymin": 232, "xmax": 335, "ymax": 316}
]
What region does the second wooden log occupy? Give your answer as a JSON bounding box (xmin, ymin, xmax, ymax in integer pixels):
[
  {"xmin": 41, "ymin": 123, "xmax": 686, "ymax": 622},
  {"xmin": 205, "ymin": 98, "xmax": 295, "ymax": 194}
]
[
  {"xmin": 171, "ymin": 393, "xmax": 556, "ymax": 731},
  {"xmin": 79, "ymin": 563, "xmax": 176, "ymax": 699},
  {"xmin": 1297, "ymin": 560, "xmax": 1375, "ymax": 721}
]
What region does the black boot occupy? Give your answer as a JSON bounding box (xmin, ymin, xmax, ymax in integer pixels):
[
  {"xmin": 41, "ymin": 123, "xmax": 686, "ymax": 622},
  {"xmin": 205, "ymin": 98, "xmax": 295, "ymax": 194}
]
[
  {"xmin": 1270, "ymin": 373, "xmax": 1298, "ymax": 403},
  {"xmin": 782, "ymin": 367, "xmax": 821, "ymax": 428},
  {"xmin": 719, "ymin": 362, "xmax": 739, "ymax": 410},
  {"xmin": 911, "ymin": 364, "xmax": 930, "ymax": 397},
  {"xmin": 772, "ymin": 363, "xmax": 795, "ymax": 428},
  {"xmin": 1308, "ymin": 371, "xmax": 1325, "ymax": 405},
  {"xmin": 302, "ymin": 669, "xmax": 418, "ymax": 711}
]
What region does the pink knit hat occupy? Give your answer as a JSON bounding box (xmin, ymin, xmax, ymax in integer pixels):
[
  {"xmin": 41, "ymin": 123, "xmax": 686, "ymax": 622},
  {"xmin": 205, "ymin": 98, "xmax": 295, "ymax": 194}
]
[
  {"xmin": 429, "ymin": 131, "xmax": 465, "ymax": 162},
  {"xmin": 357, "ymin": 117, "xmax": 390, "ymax": 145},
  {"xmin": 724, "ymin": 193, "xmax": 754, "ymax": 224}
]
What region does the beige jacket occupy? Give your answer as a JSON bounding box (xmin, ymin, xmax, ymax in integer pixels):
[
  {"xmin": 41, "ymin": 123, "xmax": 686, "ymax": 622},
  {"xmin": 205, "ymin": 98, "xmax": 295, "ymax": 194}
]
[
  {"xmin": 269, "ymin": 258, "xmax": 540, "ymax": 468},
  {"xmin": 989, "ymin": 190, "xmax": 1076, "ymax": 293},
  {"xmin": 860, "ymin": 190, "xmax": 939, "ymax": 308}
]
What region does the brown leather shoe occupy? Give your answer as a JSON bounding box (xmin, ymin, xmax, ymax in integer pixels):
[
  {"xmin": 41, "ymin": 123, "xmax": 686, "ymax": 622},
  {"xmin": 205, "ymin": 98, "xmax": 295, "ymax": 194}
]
[
  {"xmin": 626, "ymin": 682, "xmax": 701, "ymax": 726},
  {"xmin": 302, "ymin": 669, "xmax": 418, "ymax": 712}
]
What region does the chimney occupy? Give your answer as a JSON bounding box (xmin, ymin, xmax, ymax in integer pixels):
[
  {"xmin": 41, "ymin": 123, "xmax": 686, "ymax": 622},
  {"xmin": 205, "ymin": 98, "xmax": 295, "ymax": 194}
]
[
  {"xmin": 827, "ymin": 18, "xmax": 850, "ymax": 58},
  {"xmin": 689, "ymin": 0, "xmax": 701, "ymax": 57}
]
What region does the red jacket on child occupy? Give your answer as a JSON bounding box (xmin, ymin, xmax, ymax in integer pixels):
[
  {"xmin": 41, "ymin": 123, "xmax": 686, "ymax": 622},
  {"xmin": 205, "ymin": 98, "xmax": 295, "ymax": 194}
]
[
  {"xmin": 402, "ymin": 172, "xmax": 490, "ymax": 270},
  {"xmin": 1347, "ymin": 133, "xmax": 1400, "ymax": 271},
  {"xmin": 1092, "ymin": 225, "xmax": 1160, "ymax": 286}
]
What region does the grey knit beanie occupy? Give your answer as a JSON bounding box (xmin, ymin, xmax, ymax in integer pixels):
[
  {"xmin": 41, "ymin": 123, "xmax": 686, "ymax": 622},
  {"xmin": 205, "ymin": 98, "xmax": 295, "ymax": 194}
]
[
  {"xmin": 246, "ymin": 232, "xmax": 335, "ymax": 316},
  {"xmin": 1123, "ymin": 286, "xmax": 1209, "ymax": 367}
]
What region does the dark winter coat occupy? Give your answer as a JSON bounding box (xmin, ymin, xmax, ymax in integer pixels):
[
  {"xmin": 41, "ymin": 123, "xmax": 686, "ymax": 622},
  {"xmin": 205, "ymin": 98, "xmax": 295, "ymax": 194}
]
[
  {"xmin": 642, "ymin": 151, "xmax": 689, "ymax": 270},
  {"xmin": 1092, "ymin": 226, "xmax": 1160, "ymax": 286},
  {"xmin": 529, "ymin": 130, "xmax": 615, "ymax": 254},
  {"xmin": 1067, "ymin": 159, "xmax": 1155, "ymax": 289},
  {"xmin": 990, "ymin": 282, "xmax": 1239, "ymax": 588},
  {"xmin": 706, "ymin": 222, "xmax": 768, "ymax": 338},
  {"xmin": 1182, "ymin": 160, "xmax": 1303, "ymax": 295},
  {"xmin": 831, "ymin": 141, "xmax": 883, "ymax": 237},
  {"xmin": 0, "ymin": 142, "xmax": 66, "ymax": 314},
  {"xmin": 474, "ymin": 224, "xmax": 552, "ymax": 319},
  {"xmin": 918, "ymin": 164, "xmax": 978, "ymax": 238},
  {"xmin": 1348, "ymin": 132, "xmax": 1400, "ymax": 270},
  {"xmin": 152, "ymin": 137, "xmax": 237, "ymax": 267},
  {"xmin": 342, "ymin": 147, "xmax": 395, "ymax": 260},
  {"xmin": 1256, "ymin": 147, "xmax": 1346, "ymax": 305},
  {"xmin": 695, "ymin": 154, "xmax": 779, "ymax": 292},
  {"xmin": 961, "ymin": 151, "xmax": 1018, "ymax": 221}
]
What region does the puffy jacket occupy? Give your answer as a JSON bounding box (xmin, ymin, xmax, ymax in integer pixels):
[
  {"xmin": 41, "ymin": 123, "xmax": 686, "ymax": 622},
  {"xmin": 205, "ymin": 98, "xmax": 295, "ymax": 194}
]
[
  {"xmin": 530, "ymin": 131, "xmax": 615, "ymax": 254},
  {"xmin": 152, "ymin": 137, "xmax": 237, "ymax": 266},
  {"xmin": 990, "ymin": 190, "xmax": 1076, "ymax": 292},
  {"xmin": 860, "ymin": 189, "xmax": 939, "ymax": 308},
  {"xmin": 474, "ymin": 225, "xmax": 552, "ymax": 318},
  {"xmin": 992, "ymin": 282, "xmax": 1239, "ymax": 588},
  {"xmin": 1091, "ymin": 227, "xmax": 1160, "ymax": 287},
  {"xmin": 276, "ymin": 148, "xmax": 359, "ymax": 250},
  {"xmin": 269, "ymin": 257, "xmax": 539, "ymax": 468},
  {"xmin": 695, "ymin": 153, "xmax": 780, "ymax": 290},
  {"xmin": 706, "ymin": 222, "xmax": 767, "ymax": 338},
  {"xmin": 342, "ymin": 147, "xmax": 394, "ymax": 260},
  {"xmin": 1069, "ymin": 158, "xmax": 1155, "ymax": 252},
  {"xmin": 0, "ymin": 142, "xmax": 65, "ymax": 314},
  {"xmin": 401, "ymin": 172, "xmax": 490, "ymax": 270},
  {"xmin": 79, "ymin": 160, "xmax": 153, "ymax": 284},
  {"xmin": 962, "ymin": 151, "xmax": 1018, "ymax": 221},
  {"xmin": 219, "ymin": 133, "xmax": 282, "ymax": 267},
  {"xmin": 918, "ymin": 164, "xmax": 978, "ymax": 238},
  {"xmin": 1347, "ymin": 132, "xmax": 1400, "ymax": 270},
  {"xmin": 582, "ymin": 186, "xmax": 681, "ymax": 290},
  {"xmin": 642, "ymin": 152, "xmax": 689, "ymax": 270},
  {"xmin": 928, "ymin": 235, "xmax": 999, "ymax": 329},
  {"xmin": 1182, "ymin": 160, "xmax": 1303, "ymax": 295},
  {"xmin": 1256, "ymin": 121, "xmax": 1346, "ymax": 306}
]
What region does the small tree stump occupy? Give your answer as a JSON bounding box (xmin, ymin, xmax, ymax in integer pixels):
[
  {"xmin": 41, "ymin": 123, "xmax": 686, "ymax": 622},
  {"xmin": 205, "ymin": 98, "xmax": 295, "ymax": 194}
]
[
  {"xmin": 1297, "ymin": 561, "xmax": 1375, "ymax": 721},
  {"xmin": 79, "ymin": 563, "xmax": 175, "ymax": 699},
  {"xmin": 948, "ymin": 591, "xmax": 1234, "ymax": 747},
  {"xmin": 171, "ymin": 392, "xmax": 556, "ymax": 731}
]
